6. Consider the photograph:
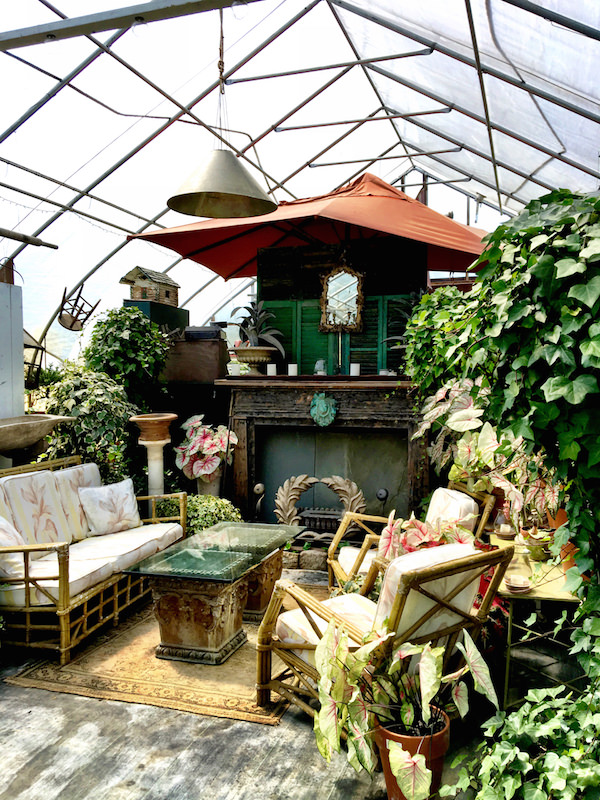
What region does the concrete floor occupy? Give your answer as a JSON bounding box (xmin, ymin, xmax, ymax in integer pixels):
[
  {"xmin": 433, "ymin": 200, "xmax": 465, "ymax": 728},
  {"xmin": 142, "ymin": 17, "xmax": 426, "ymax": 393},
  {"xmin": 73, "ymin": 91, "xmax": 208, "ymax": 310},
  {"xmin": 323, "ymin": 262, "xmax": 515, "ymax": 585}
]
[{"xmin": 0, "ymin": 570, "xmax": 473, "ymax": 800}]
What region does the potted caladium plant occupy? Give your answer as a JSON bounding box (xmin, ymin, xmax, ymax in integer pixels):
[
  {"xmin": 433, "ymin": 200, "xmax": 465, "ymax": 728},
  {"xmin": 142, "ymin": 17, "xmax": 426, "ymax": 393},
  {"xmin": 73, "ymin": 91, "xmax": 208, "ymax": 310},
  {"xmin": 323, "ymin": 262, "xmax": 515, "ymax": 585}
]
[{"xmin": 314, "ymin": 620, "xmax": 499, "ymax": 800}]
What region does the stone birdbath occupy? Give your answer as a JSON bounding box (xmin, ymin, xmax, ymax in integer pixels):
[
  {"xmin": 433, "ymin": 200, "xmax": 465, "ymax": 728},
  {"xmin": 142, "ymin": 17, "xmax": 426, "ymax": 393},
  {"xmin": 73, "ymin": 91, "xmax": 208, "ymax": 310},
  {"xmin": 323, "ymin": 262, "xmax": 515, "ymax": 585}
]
[{"xmin": 130, "ymin": 412, "xmax": 178, "ymax": 496}]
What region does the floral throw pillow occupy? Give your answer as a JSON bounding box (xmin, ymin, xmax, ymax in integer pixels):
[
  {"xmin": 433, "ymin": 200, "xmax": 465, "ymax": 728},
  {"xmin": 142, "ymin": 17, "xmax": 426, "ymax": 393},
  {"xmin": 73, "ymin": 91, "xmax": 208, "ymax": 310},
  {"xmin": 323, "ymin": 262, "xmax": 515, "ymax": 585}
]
[
  {"xmin": 78, "ymin": 479, "xmax": 141, "ymax": 536},
  {"xmin": 0, "ymin": 515, "xmax": 27, "ymax": 578}
]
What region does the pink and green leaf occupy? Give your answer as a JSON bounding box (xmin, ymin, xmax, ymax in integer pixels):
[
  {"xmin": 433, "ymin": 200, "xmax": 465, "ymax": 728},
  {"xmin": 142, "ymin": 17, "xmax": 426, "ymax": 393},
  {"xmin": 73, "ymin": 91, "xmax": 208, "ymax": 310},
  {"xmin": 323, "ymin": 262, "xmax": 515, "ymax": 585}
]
[
  {"xmin": 388, "ymin": 743, "xmax": 432, "ymax": 800},
  {"xmin": 456, "ymin": 630, "xmax": 499, "ymax": 709}
]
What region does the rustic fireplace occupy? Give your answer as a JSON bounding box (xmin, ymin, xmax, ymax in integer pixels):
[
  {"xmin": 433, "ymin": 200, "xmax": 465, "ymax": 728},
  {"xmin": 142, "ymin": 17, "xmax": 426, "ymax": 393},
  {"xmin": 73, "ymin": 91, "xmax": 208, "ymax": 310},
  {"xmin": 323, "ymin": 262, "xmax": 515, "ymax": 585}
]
[{"xmin": 217, "ymin": 376, "xmax": 428, "ymax": 522}]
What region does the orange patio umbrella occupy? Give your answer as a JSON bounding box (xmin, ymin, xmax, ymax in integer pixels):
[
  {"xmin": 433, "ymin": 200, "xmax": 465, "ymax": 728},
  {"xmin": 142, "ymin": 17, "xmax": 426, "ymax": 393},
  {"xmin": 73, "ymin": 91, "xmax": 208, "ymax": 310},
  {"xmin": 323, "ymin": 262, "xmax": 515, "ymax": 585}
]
[{"xmin": 130, "ymin": 173, "xmax": 486, "ymax": 280}]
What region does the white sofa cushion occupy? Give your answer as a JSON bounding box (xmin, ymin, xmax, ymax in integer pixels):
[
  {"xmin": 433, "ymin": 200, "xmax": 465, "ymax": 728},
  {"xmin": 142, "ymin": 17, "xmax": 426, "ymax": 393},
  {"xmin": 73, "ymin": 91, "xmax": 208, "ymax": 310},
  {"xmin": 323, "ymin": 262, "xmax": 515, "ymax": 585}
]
[
  {"xmin": 0, "ymin": 485, "xmax": 15, "ymax": 527},
  {"xmin": 78, "ymin": 478, "xmax": 141, "ymax": 536},
  {"xmin": 0, "ymin": 555, "xmax": 114, "ymax": 607},
  {"xmin": 69, "ymin": 522, "xmax": 184, "ymax": 572},
  {"xmin": 54, "ymin": 463, "xmax": 102, "ymax": 541},
  {"xmin": 0, "ymin": 470, "xmax": 72, "ymax": 551},
  {"xmin": 374, "ymin": 543, "xmax": 479, "ymax": 638},
  {"xmin": 0, "ymin": 515, "xmax": 27, "ymax": 579}
]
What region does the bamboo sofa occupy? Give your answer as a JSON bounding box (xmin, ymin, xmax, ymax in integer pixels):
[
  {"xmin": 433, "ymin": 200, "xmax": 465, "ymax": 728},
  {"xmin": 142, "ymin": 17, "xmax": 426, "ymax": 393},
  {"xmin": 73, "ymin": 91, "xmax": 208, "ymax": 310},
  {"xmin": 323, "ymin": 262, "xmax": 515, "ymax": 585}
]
[
  {"xmin": 256, "ymin": 542, "xmax": 513, "ymax": 712},
  {"xmin": 0, "ymin": 456, "xmax": 187, "ymax": 664}
]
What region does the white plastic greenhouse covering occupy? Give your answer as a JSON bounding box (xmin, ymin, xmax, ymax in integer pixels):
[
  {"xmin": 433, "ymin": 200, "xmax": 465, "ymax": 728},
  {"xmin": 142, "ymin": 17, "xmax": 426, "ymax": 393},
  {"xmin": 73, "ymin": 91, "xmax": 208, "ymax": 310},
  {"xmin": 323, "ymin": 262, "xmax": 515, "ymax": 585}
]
[{"xmin": 0, "ymin": 0, "xmax": 598, "ymax": 359}]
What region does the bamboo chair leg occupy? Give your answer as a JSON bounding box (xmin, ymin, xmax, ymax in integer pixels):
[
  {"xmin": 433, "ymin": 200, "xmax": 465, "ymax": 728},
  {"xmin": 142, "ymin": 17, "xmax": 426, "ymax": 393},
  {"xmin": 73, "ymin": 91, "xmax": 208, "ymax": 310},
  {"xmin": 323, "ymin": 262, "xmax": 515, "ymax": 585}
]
[{"xmin": 256, "ymin": 581, "xmax": 287, "ymax": 707}]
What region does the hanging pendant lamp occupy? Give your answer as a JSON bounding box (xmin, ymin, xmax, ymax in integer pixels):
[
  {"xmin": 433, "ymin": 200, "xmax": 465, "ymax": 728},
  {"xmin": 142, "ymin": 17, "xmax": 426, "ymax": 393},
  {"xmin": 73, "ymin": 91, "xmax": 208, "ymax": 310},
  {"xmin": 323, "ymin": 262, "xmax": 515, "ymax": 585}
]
[
  {"xmin": 166, "ymin": 9, "xmax": 277, "ymax": 220},
  {"xmin": 167, "ymin": 149, "xmax": 277, "ymax": 218}
]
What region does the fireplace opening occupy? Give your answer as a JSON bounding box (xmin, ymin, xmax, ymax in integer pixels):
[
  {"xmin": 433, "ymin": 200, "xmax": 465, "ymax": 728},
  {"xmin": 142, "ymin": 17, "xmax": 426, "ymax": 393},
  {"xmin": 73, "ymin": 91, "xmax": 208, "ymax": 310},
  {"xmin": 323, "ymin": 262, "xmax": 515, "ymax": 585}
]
[{"xmin": 255, "ymin": 426, "xmax": 409, "ymax": 525}]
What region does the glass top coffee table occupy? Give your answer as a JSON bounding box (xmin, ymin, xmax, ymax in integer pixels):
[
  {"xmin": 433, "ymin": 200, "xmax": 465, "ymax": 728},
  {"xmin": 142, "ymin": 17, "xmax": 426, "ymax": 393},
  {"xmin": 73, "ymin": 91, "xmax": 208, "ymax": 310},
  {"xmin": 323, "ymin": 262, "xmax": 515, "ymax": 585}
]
[{"xmin": 126, "ymin": 523, "xmax": 303, "ymax": 665}]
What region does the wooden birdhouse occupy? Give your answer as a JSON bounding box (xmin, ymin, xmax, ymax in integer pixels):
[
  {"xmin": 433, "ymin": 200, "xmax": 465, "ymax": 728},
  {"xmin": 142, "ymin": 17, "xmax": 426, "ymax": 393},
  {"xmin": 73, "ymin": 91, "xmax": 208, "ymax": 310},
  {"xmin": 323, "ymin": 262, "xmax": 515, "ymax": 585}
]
[{"xmin": 119, "ymin": 267, "xmax": 180, "ymax": 308}]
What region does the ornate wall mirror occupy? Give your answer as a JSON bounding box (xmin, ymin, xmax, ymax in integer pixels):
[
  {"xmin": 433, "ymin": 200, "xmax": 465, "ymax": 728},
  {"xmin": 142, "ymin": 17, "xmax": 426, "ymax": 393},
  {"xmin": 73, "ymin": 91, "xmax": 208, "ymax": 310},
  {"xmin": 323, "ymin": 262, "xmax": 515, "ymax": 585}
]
[{"xmin": 319, "ymin": 265, "xmax": 364, "ymax": 332}]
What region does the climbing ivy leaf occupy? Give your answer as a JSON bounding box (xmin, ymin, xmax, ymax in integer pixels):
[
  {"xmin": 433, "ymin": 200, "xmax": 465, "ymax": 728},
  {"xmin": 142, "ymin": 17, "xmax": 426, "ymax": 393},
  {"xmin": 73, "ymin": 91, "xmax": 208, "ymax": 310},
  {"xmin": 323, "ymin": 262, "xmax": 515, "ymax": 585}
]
[
  {"xmin": 568, "ymin": 275, "xmax": 600, "ymax": 308},
  {"xmin": 555, "ymin": 258, "xmax": 585, "ymax": 278}
]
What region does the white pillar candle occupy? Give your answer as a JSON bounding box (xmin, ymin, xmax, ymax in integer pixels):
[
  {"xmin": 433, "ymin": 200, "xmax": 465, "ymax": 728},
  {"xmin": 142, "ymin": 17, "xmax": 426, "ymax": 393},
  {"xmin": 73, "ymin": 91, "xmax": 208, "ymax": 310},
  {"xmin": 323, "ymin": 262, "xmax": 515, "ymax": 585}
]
[
  {"xmin": 288, "ymin": 363, "xmax": 298, "ymax": 376},
  {"xmin": 267, "ymin": 363, "xmax": 277, "ymax": 376},
  {"xmin": 350, "ymin": 363, "xmax": 360, "ymax": 376}
]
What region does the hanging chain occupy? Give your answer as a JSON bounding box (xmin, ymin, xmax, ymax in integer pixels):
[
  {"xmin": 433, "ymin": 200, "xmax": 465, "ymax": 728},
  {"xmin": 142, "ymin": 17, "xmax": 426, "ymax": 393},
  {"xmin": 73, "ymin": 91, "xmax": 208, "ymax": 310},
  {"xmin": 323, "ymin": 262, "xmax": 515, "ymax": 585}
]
[{"xmin": 218, "ymin": 7, "xmax": 225, "ymax": 96}]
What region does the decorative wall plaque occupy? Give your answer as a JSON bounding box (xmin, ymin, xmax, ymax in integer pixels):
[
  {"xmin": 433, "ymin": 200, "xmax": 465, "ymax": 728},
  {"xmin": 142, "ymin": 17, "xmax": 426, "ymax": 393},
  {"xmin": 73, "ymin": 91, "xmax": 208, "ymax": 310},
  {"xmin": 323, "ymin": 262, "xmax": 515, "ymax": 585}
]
[{"xmin": 310, "ymin": 392, "xmax": 338, "ymax": 427}]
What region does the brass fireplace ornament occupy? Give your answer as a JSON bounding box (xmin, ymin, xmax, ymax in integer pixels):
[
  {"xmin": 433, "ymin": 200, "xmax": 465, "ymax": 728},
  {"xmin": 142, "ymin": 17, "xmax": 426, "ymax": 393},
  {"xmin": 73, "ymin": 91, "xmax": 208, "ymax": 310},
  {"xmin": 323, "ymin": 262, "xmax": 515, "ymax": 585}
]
[{"xmin": 319, "ymin": 262, "xmax": 364, "ymax": 333}]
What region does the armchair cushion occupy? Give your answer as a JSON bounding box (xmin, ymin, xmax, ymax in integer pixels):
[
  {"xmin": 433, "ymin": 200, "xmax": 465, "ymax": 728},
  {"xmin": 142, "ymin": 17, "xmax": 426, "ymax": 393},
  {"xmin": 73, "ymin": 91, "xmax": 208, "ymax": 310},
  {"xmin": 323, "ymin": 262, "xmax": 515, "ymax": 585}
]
[
  {"xmin": 0, "ymin": 515, "xmax": 27, "ymax": 578},
  {"xmin": 337, "ymin": 545, "xmax": 376, "ymax": 577},
  {"xmin": 374, "ymin": 542, "xmax": 478, "ymax": 638},
  {"xmin": 78, "ymin": 478, "xmax": 141, "ymax": 536},
  {"xmin": 425, "ymin": 488, "xmax": 478, "ymax": 532},
  {"xmin": 276, "ymin": 592, "xmax": 377, "ymax": 664}
]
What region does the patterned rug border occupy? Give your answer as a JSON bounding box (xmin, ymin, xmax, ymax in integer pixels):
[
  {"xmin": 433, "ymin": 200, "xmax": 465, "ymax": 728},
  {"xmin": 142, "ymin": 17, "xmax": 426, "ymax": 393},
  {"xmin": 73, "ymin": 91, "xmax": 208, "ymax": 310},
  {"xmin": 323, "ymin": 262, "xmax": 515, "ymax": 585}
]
[{"xmin": 5, "ymin": 608, "xmax": 287, "ymax": 726}]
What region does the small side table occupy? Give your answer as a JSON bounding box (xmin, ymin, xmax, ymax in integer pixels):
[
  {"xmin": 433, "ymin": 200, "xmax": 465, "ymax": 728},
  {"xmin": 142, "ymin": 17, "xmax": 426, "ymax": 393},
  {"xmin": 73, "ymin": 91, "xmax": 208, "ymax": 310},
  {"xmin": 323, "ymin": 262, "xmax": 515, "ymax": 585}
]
[{"xmin": 493, "ymin": 535, "xmax": 581, "ymax": 709}]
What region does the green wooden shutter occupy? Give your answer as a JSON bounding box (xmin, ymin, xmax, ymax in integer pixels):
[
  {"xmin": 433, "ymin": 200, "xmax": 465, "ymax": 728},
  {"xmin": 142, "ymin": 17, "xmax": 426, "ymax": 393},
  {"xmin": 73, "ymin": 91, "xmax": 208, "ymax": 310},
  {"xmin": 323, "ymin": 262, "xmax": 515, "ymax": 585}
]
[
  {"xmin": 348, "ymin": 297, "xmax": 381, "ymax": 374},
  {"xmin": 262, "ymin": 300, "xmax": 297, "ymax": 361},
  {"xmin": 297, "ymin": 301, "xmax": 331, "ymax": 374}
]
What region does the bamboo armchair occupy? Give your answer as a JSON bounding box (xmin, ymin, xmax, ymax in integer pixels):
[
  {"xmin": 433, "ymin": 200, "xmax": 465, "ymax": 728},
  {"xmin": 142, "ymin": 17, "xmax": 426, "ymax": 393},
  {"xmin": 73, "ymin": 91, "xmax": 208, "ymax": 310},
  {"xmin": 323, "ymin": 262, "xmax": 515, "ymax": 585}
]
[
  {"xmin": 326, "ymin": 484, "xmax": 496, "ymax": 592},
  {"xmin": 256, "ymin": 543, "xmax": 513, "ymax": 712}
]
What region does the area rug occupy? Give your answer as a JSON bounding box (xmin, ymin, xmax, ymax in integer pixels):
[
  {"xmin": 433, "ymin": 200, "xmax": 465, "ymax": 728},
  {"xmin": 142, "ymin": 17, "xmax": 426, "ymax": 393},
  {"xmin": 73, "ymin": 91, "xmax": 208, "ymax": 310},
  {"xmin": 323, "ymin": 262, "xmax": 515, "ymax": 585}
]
[{"xmin": 6, "ymin": 608, "xmax": 287, "ymax": 725}]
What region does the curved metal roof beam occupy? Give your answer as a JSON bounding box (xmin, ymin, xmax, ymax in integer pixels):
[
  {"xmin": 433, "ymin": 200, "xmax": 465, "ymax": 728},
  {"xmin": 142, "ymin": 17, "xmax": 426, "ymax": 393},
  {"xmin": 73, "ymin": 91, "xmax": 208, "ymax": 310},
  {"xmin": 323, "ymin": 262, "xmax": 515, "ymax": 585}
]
[
  {"xmin": 6, "ymin": 0, "xmax": 318, "ymax": 266},
  {"xmin": 0, "ymin": 28, "xmax": 127, "ymax": 143},
  {"xmin": 372, "ymin": 67, "xmax": 599, "ymax": 180},
  {"xmin": 0, "ymin": 0, "xmax": 263, "ymax": 51},
  {"xmin": 330, "ymin": 0, "xmax": 600, "ymax": 126},
  {"xmin": 464, "ymin": 0, "xmax": 503, "ymax": 212},
  {"xmin": 499, "ymin": 0, "xmax": 600, "ymax": 42}
]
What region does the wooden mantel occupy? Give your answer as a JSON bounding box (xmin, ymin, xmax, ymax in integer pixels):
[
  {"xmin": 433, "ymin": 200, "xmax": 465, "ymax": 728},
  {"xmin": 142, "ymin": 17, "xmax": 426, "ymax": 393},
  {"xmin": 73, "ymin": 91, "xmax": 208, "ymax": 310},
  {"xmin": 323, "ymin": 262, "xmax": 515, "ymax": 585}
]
[{"xmin": 216, "ymin": 376, "xmax": 428, "ymax": 519}]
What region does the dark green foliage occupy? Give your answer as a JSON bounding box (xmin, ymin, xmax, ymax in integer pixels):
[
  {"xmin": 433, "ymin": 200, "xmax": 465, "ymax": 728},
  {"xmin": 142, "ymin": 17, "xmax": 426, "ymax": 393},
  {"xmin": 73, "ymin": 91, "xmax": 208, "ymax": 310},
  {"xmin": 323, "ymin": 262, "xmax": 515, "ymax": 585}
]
[
  {"xmin": 442, "ymin": 686, "xmax": 600, "ymax": 799},
  {"xmin": 404, "ymin": 189, "xmax": 600, "ymax": 797},
  {"xmin": 44, "ymin": 364, "xmax": 139, "ymax": 483},
  {"xmin": 83, "ymin": 306, "xmax": 171, "ymax": 410},
  {"xmin": 158, "ymin": 494, "xmax": 242, "ymax": 534}
]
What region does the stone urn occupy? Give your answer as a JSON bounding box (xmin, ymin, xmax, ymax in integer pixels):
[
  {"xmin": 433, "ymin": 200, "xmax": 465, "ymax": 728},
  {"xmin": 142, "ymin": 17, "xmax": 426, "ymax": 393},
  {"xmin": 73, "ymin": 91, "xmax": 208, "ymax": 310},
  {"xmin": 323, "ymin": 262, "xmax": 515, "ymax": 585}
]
[{"xmin": 232, "ymin": 346, "xmax": 277, "ymax": 376}]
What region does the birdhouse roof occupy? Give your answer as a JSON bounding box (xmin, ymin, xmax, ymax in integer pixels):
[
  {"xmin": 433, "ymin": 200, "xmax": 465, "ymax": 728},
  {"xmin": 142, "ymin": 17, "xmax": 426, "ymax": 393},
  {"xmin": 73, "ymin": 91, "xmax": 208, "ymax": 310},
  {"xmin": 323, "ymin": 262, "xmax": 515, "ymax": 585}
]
[{"xmin": 119, "ymin": 267, "xmax": 180, "ymax": 289}]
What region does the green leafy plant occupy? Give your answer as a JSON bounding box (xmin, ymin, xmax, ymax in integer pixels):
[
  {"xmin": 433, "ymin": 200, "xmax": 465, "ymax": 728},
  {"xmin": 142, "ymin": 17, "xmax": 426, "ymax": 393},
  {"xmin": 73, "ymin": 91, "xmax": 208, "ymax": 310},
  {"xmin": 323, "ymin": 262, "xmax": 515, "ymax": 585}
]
[
  {"xmin": 83, "ymin": 306, "xmax": 171, "ymax": 410},
  {"xmin": 44, "ymin": 363, "xmax": 138, "ymax": 482},
  {"xmin": 158, "ymin": 494, "xmax": 242, "ymax": 534},
  {"xmin": 403, "ymin": 187, "xmax": 600, "ymax": 676},
  {"xmin": 233, "ymin": 300, "xmax": 285, "ymax": 356},
  {"xmin": 442, "ymin": 685, "xmax": 600, "ymax": 799},
  {"xmin": 414, "ymin": 379, "xmax": 561, "ymax": 529},
  {"xmin": 314, "ymin": 620, "xmax": 498, "ymax": 800}
]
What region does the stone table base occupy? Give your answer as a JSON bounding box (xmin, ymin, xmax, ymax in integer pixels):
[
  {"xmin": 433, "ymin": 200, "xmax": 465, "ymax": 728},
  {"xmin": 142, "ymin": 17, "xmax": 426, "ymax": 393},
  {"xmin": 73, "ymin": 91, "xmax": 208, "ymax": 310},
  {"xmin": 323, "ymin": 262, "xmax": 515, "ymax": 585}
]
[
  {"xmin": 244, "ymin": 550, "xmax": 283, "ymax": 623},
  {"xmin": 150, "ymin": 573, "xmax": 249, "ymax": 665}
]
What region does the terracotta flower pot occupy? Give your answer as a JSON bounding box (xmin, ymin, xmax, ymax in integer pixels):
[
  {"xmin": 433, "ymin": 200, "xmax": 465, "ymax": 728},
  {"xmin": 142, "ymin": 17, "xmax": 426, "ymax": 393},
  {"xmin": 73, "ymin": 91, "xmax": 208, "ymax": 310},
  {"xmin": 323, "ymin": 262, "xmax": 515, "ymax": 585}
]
[
  {"xmin": 373, "ymin": 709, "xmax": 450, "ymax": 800},
  {"xmin": 546, "ymin": 507, "xmax": 568, "ymax": 530},
  {"xmin": 560, "ymin": 541, "xmax": 579, "ymax": 574}
]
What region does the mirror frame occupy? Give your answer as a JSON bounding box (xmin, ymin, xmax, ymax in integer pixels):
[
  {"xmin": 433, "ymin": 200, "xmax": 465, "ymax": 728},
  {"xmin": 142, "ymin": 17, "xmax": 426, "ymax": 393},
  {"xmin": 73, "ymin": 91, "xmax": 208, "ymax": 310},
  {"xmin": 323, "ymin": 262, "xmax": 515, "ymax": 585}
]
[{"xmin": 319, "ymin": 265, "xmax": 364, "ymax": 333}]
